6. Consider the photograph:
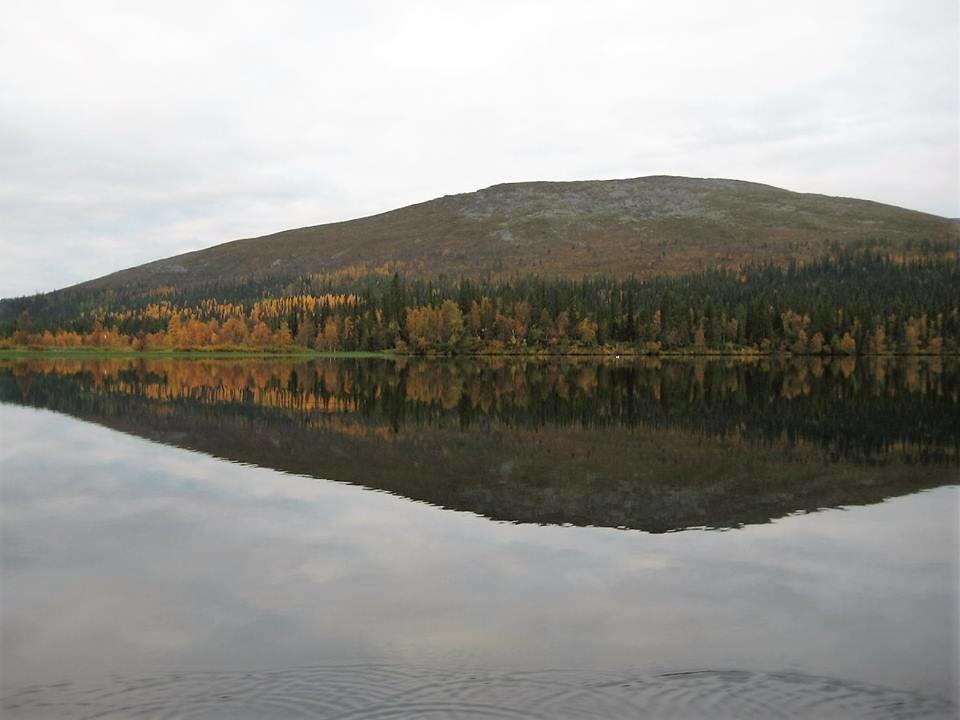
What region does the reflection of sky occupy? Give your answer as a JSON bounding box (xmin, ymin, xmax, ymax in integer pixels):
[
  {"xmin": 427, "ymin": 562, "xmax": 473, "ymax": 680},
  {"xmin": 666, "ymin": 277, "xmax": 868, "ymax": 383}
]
[{"xmin": 1, "ymin": 404, "xmax": 957, "ymax": 702}]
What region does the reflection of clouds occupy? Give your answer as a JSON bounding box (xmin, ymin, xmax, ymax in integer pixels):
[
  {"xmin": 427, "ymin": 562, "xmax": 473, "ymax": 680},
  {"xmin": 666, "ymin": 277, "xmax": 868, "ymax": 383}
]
[{"xmin": 1, "ymin": 405, "xmax": 957, "ymax": 704}]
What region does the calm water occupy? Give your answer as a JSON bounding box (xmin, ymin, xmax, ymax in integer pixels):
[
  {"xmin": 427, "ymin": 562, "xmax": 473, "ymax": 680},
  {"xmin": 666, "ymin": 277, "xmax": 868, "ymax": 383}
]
[{"xmin": 0, "ymin": 356, "xmax": 957, "ymax": 719}]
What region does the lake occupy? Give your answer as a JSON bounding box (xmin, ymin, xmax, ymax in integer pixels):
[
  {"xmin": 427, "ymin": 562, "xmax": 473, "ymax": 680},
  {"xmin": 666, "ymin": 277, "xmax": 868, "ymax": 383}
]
[{"xmin": 1, "ymin": 356, "xmax": 957, "ymax": 719}]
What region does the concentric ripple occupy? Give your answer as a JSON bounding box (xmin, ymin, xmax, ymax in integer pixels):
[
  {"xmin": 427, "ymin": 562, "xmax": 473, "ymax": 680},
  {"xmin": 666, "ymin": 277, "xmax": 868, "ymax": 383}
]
[{"xmin": 2, "ymin": 665, "xmax": 955, "ymax": 719}]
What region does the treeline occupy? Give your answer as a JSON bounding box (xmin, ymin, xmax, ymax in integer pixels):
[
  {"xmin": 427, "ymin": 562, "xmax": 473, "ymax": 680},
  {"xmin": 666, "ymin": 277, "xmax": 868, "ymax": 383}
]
[{"xmin": 2, "ymin": 251, "xmax": 958, "ymax": 355}]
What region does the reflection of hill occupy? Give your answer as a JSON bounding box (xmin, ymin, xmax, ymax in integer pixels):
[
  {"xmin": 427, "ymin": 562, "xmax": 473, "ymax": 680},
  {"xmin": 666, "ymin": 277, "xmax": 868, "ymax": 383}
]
[{"xmin": 1, "ymin": 357, "xmax": 956, "ymax": 532}]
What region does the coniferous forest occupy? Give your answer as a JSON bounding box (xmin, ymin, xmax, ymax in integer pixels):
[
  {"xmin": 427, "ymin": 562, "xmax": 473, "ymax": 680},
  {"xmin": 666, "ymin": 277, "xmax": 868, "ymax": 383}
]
[{"xmin": 2, "ymin": 249, "xmax": 957, "ymax": 355}]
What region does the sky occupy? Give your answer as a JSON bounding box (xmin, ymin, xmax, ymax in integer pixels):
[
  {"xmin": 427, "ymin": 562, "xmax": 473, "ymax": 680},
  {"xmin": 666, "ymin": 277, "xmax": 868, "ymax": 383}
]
[{"xmin": 1, "ymin": 0, "xmax": 957, "ymax": 297}]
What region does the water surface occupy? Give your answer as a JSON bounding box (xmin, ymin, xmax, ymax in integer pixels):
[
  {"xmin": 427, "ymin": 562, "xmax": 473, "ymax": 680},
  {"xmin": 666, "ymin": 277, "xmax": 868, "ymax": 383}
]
[{"xmin": 1, "ymin": 356, "xmax": 957, "ymax": 718}]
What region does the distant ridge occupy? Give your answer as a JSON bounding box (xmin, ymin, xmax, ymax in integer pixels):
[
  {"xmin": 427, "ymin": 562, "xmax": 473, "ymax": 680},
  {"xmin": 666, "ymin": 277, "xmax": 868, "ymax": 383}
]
[{"xmin": 36, "ymin": 175, "xmax": 960, "ymax": 295}]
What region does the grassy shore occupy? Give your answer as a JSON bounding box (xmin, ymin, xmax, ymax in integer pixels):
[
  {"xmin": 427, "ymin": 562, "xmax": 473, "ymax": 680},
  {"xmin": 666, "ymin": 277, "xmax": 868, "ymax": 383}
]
[
  {"xmin": 0, "ymin": 346, "xmax": 952, "ymax": 361},
  {"xmin": 0, "ymin": 348, "xmax": 395, "ymax": 360}
]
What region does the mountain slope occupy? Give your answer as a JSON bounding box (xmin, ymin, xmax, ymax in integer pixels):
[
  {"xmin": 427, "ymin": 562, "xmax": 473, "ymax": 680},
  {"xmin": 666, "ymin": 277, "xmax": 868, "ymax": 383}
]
[{"xmin": 45, "ymin": 175, "xmax": 960, "ymax": 294}]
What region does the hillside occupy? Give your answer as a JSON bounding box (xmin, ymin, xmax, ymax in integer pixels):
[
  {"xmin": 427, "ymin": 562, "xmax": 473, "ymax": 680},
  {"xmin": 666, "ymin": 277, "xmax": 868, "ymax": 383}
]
[{"xmin": 65, "ymin": 175, "xmax": 956, "ymax": 294}]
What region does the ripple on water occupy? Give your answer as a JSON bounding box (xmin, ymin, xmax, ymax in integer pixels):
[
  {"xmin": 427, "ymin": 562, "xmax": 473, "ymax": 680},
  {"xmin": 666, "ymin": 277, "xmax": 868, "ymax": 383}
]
[{"xmin": 1, "ymin": 666, "xmax": 955, "ymax": 719}]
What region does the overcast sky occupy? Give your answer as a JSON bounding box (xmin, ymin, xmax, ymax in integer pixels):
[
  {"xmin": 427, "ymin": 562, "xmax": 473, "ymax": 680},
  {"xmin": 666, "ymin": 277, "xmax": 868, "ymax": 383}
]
[{"xmin": 1, "ymin": 0, "xmax": 957, "ymax": 297}]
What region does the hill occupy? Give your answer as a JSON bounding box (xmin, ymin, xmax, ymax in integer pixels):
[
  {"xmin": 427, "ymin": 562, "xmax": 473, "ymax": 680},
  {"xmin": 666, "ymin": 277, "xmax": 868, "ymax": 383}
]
[{"xmin": 64, "ymin": 175, "xmax": 956, "ymax": 294}]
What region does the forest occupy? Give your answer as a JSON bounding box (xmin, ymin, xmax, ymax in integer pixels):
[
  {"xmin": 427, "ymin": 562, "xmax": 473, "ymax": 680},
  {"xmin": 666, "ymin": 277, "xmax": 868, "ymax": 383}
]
[{"xmin": 1, "ymin": 250, "xmax": 957, "ymax": 355}]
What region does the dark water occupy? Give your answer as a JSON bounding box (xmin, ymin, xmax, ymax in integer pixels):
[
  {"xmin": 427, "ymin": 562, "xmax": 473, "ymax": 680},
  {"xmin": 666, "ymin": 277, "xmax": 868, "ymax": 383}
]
[{"xmin": 0, "ymin": 356, "xmax": 957, "ymax": 718}]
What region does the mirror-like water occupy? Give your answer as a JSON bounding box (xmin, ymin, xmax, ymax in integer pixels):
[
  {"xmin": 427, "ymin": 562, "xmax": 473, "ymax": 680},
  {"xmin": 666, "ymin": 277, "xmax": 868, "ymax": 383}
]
[{"xmin": 1, "ymin": 357, "xmax": 957, "ymax": 718}]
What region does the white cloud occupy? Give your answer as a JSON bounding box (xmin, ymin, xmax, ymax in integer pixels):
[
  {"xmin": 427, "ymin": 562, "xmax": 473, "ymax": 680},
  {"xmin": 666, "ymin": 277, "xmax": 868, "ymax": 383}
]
[{"xmin": 1, "ymin": 0, "xmax": 957, "ymax": 296}]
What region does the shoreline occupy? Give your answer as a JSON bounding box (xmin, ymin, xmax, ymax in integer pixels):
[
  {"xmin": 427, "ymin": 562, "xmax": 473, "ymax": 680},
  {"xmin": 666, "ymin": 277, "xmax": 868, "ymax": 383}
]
[{"xmin": 0, "ymin": 347, "xmax": 954, "ymax": 360}]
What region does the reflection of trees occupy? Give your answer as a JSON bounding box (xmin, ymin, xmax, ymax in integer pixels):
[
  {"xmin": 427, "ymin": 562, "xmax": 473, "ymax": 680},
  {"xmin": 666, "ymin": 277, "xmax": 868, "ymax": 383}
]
[
  {"xmin": 2, "ymin": 356, "xmax": 957, "ymax": 532},
  {"xmin": 2, "ymin": 356, "xmax": 957, "ymax": 465}
]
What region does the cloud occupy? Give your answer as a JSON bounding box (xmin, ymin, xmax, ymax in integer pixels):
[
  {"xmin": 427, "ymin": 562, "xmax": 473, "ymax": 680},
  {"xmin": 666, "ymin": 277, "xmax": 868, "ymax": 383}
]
[{"xmin": 1, "ymin": 0, "xmax": 957, "ymax": 296}]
